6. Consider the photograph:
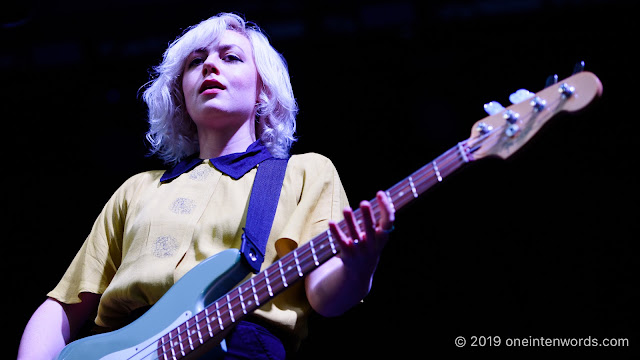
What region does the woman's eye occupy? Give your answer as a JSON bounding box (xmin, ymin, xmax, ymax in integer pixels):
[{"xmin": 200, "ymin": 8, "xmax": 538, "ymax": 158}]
[
  {"xmin": 188, "ymin": 57, "xmax": 204, "ymax": 67},
  {"xmin": 223, "ymin": 54, "xmax": 242, "ymax": 62}
]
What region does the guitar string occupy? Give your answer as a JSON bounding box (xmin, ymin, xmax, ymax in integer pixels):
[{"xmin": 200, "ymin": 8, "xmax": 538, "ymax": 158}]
[
  {"xmin": 145, "ymin": 143, "xmax": 477, "ymax": 359},
  {"xmin": 147, "ymin": 124, "xmax": 511, "ymax": 358}
]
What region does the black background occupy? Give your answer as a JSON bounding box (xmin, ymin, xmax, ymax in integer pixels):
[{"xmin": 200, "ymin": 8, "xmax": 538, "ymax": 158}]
[{"xmin": 3, "ymin": 0, "xmax": 638, "ymax": 358}]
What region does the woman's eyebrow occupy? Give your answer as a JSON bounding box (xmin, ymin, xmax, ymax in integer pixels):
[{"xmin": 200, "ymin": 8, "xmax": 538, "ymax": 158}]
[
  {"xmin": 188, "ymin": 44, "xmax": 247, "ymax": 58},
  {"xmin": 188, "ymin": 48, "xmax": 208, "ymax": 57},
  {"xmin": 217, "ymin": 43, "xmax": 246, "ymax": 54}
]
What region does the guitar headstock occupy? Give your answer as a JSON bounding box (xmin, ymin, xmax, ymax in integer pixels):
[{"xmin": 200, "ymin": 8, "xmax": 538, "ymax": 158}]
[{"xmin": 467, "ymin": 71, "xmax": 603, "ymax": 160}]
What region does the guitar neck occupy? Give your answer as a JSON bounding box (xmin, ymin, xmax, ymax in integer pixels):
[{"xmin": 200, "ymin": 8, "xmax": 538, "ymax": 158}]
[
  {"xmin": 237, "ymin": 140, "xmax": 474, "ymax": 310},
  {"xmin": 163, "ymin": 140, "xmax": 475, "ymax": 355}
]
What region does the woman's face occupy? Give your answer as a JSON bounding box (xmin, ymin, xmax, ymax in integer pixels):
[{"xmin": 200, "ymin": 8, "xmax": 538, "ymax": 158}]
[{"xmin": 182, "ymin": 30, "xmax": 259, "ymax": 131}]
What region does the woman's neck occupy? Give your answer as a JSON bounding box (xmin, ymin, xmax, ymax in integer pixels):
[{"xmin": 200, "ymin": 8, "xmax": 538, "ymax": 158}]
[{"xmin": 197, "ymin": 119, "xmax": 257, "ymax": 159}]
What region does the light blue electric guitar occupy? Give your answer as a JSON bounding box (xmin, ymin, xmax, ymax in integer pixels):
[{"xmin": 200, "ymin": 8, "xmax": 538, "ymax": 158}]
[{"xmin": 57, "ymin": 72, "xmax": 602, "ymax": 359}]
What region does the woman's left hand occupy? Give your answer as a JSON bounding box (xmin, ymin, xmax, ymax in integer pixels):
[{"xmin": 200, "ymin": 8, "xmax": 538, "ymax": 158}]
[
  {"xmin": 329, "ymin": 190, "xmax": 396, "ymax": 277},
  {"xmin": 306, "ymin": 190, "xmax": 396, "ymax": 316}
]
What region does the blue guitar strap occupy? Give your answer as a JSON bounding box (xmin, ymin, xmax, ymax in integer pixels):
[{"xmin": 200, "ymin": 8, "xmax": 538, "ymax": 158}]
[{"xmin": 240, "ymin": 157, "xmax": 289, "ymax": 273}]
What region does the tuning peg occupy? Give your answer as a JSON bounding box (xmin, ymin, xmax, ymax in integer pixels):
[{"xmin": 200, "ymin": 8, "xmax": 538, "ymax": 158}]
[
  {"xmin": 530, "ymin": 96, "xmax": 546, "ymax": 112},
  {"xmin": 509, "ymin": 89, "xmax": 535, "ymax": 104},
  {"xmin": 476, "ymin": 122, "xmax": 494, "ymax": 135},
  {"xmin": 572, "ymin": 60, "xmax": 585, "ymax": 74},
  {"xmin": 559, "ymin": 83, "xmax": 575, "ymax": 99},
  {"xmin": 545, "ymin": 74, "xmax": 558, "ymax": 87},
  {"xmin": 483, "ymin": 101, "xmax": 505, "ymax": 116}
]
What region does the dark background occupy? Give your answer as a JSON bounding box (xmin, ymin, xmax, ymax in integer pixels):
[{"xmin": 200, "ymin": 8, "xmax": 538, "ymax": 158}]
[{"xmin": 3, "ymin": 0, "xmax": 637, "ymax": 358}]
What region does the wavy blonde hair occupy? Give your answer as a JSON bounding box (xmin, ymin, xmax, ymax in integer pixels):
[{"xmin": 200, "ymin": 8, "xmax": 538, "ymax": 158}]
[{"xmin": 142, "ymin": 13, "xmax": 298, "ymax": 164}]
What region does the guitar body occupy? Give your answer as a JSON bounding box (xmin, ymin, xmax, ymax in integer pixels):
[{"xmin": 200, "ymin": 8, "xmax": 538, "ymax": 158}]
[{"xmin": 57, "ymin": 249, "xmax": 248, "ymax": 360}]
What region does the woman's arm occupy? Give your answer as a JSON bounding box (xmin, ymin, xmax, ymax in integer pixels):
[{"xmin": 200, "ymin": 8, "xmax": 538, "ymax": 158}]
[{"xmin": 18, "ymin": 293, "xmax": 100, "ymax": 360}]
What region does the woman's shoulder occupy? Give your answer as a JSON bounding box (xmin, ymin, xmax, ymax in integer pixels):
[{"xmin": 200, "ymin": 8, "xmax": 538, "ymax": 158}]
[
  {"xmin": 288, "ymin": 152, "xmax": 334, "ymax": 167},
  {"xmin": 285, "ymin": 153, "xmax": 343, "ymax": 186},
  {"xmin": 124, "ymin": 169, "xmax": 165, "ymax": 185},
  {"xmin": 114, "ymin": 170, "xmax": 165, "ymax": 195}
]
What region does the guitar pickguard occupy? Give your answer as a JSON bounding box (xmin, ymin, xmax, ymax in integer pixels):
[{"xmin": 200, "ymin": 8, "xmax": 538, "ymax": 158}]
[{"xmin": 102, "ymin": 311, "xmax": 192, "ymax": 359}]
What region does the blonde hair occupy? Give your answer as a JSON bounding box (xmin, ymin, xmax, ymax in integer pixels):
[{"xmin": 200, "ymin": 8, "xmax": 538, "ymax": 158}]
[{"xmin": 143, "ymin": 13, "xmax": 297, "ymax": 164}]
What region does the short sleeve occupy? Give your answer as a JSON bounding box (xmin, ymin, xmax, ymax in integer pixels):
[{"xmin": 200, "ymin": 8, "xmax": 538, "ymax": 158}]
[
  {"xmin": 47, "ymin": 172, "xmax": 158, "ymax": 304},
  {"xmin": 274, "ymin": 153, "xmax": 350, "ymax": 254}
]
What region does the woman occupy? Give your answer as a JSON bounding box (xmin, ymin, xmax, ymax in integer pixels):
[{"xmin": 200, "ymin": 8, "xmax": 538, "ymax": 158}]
[{"xmin": 18, "ymin": 13, "xmax": 394, "ymax": 359}]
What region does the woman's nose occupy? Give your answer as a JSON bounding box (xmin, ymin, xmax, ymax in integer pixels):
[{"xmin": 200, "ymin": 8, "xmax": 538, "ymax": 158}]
[{"xmin": 202, "ymin": 57, "xmax": 220, "ymax": 77}]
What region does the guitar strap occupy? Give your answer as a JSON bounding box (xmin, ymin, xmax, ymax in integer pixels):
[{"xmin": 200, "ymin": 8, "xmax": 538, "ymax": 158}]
[{"xmin": 240, "ymin": 157, "xmax": 289, "ymax": 273}]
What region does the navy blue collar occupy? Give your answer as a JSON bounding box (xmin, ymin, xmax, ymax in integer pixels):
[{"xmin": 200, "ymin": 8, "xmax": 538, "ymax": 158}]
[{"xmin": 160, "ymin": 140, "xmax": 275, "ymax": 182}]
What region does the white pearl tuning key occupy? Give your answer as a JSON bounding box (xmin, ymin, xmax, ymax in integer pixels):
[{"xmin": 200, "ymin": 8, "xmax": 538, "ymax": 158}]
[
  {"xmin": 483, "ymin": 101, "xmax": 505, "ymax": 116},
  {"xmin": 509, "ymin": 89, "xmax": 535, "ymax": 104}
]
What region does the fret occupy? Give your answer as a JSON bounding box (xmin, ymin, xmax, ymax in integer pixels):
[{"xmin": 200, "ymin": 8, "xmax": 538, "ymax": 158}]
[
  {"xmin": 264, "ymin": 269, "xmax": 274, "ymax": 297},
  {"xmin": 293, "ymin": 249, "xmax": 304, "ymax": 277},
  {"xmin": 250, "ymin": 277, "xmax": 260, "ymax": 307},
  {"xmin": 385, "ymin": 190, "xmax": 396, "ymax": 213},
  {"xmin": 215, "ymin": 301, "xmax": 224, "ymax": 331},
  {"xmin": 170, "ymin": 340, "xmax": 177, "ymax": 359},
  {"xmin": 432, "ymin": 161, "xmax": 442, "ymax": 182},
  {"xmin": 192, "ymin": 315, "xmax": 202, "ymax": 345},
  {"xmin": 238, "ymin": 286, "xmax": 247, "ymax": 314},
  {"xmin": 278, "ymin": 260, "xmax": 288, "ymax": 287},
  {"xmin": 327, "ymin": 230, "xmax": 337, "ymax": 254},
  {"xmin": 159, "ymin": 333, "xmax": 170, "ymax": 360},
  {"xmin": 310, "ymin": 239, "xmax": 319, "ymax": 266},
  {"xmin": 169, "ymin": 327, "xmax": 177, "ymax": 349},
  {"xmin": 204, "ymin": 307, "xmax": 214, "ymax": 337},
  {"xmin": 187, "ymin": 320, "xmax": 194, "ymax": 351},
  {"xmin": 177, "ymin": 323, "xmax": 185, "ymax": 356},
  {"xmin": 408, "ymin": 176, "xmax": 418, "ymax": 198},
  {"xmin": 188, "ymin": 319, "xmax": 196, "ymax": 351},
  {"xmin": 184, "ymin": 318, "xmax": 196, "ymax": 350},
  {"xmin": 313, "ymin": 238, "xmax": 331, "ymax": 268},
  {"xmin": 226, "ymin": 294, "xmax": 235, "ymax": 323}
]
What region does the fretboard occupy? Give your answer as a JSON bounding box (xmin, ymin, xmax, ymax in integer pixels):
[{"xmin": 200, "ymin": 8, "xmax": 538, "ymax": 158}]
[{"xmin": 154, "ymin": 140, "xmax": 474, "ymax": 359}]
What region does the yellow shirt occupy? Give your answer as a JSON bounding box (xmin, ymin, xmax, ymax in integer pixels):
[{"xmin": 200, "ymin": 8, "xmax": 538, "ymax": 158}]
[{"xmin": 48, "ymin": 152, "xmax": 349, "ymax": 343}]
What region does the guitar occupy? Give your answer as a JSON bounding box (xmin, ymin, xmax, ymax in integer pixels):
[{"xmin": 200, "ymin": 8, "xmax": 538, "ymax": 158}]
[{"xmin": 57, "ymin": 71, "xmax": 603, "ymax": 359}]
